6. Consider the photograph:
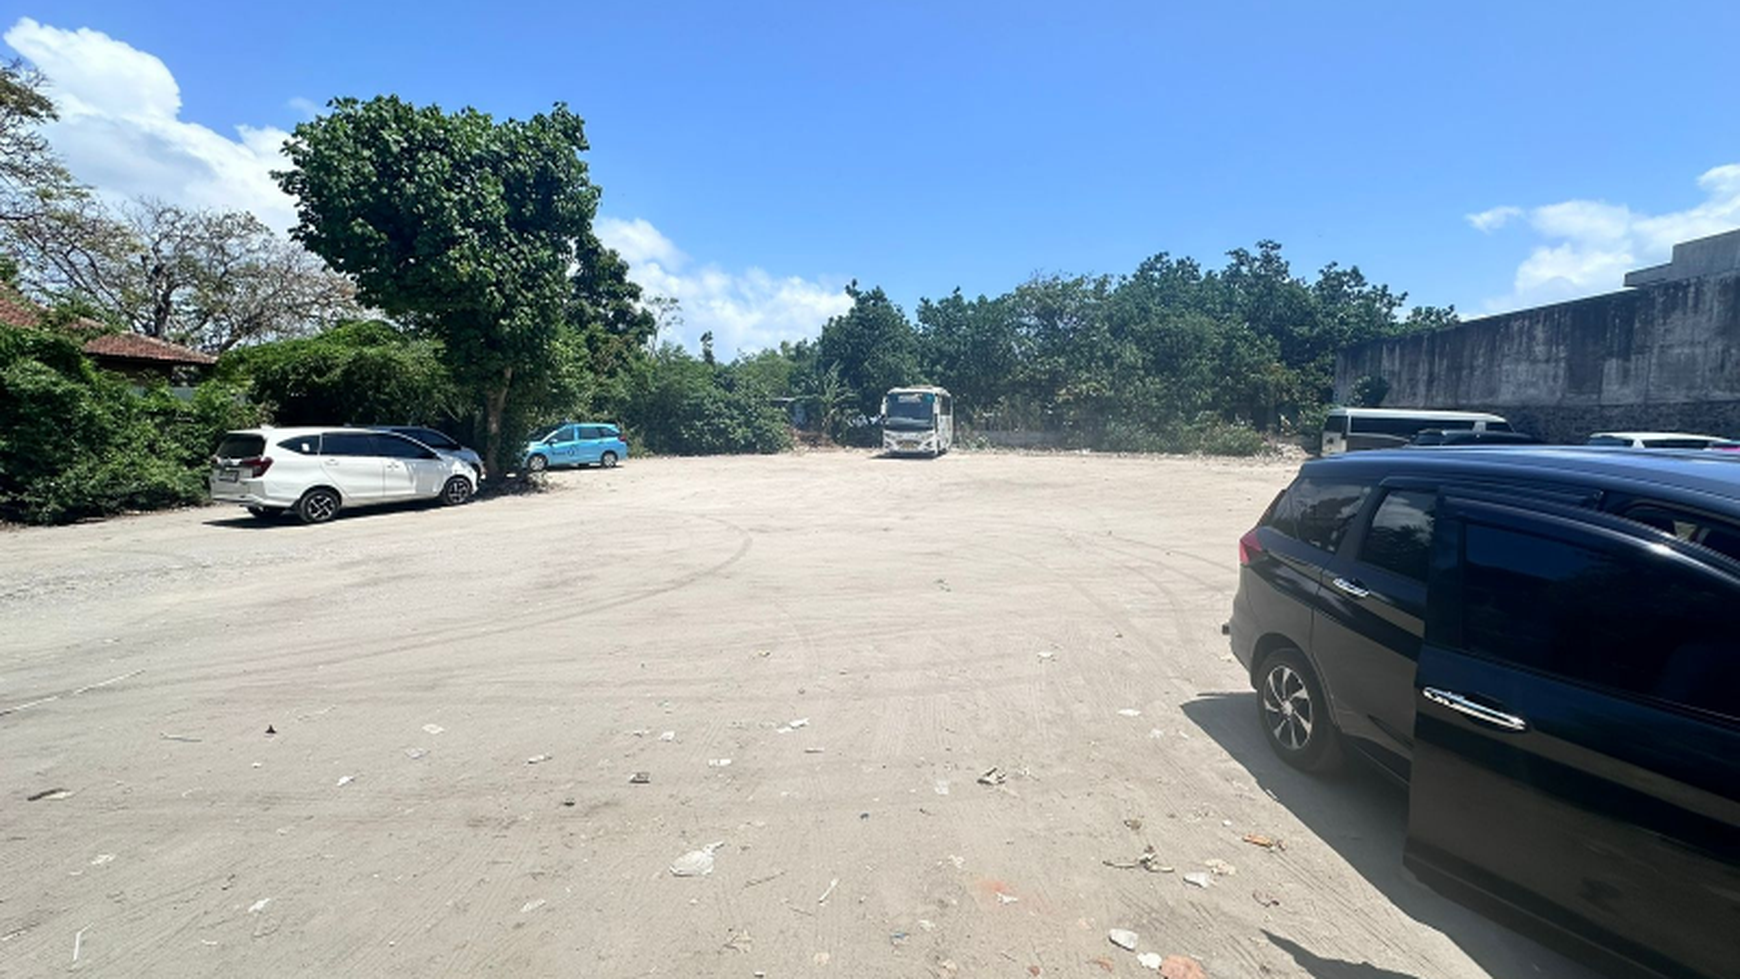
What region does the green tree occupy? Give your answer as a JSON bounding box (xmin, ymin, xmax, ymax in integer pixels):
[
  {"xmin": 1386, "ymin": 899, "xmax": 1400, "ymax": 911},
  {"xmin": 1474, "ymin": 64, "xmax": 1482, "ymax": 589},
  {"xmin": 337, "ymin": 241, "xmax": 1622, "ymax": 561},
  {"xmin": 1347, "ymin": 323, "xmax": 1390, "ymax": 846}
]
[
  {"xmin": 814, "ymin": 282, "xmax": 920, "ymax": 415},
  {"xmin": 274, "ymin": 96, "xmax": 640, "ymax": 473},
  {"xmin": 219, "ymin": 320, "xmax": 459, "ymax": 426}
]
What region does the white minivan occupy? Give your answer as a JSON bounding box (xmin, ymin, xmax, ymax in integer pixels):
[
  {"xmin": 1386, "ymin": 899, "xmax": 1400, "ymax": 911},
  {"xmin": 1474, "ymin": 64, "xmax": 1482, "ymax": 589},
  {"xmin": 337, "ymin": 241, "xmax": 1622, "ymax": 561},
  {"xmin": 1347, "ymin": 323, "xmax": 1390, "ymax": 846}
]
[
  {"xmin": 210, "ymin": 427, "xmax": 477, "ymax": 524},
  {"xmin": 1321, "ymin": 407, "xmax": 1511, "ymax": 455}
]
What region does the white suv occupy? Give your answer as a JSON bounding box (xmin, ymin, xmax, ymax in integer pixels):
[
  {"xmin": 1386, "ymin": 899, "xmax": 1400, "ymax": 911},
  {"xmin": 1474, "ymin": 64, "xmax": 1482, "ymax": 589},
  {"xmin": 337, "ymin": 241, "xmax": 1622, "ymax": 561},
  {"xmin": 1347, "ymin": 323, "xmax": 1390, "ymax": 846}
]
[{"xmin": 210, "ymin": 427, "xmax": 478, "ymax": 524}]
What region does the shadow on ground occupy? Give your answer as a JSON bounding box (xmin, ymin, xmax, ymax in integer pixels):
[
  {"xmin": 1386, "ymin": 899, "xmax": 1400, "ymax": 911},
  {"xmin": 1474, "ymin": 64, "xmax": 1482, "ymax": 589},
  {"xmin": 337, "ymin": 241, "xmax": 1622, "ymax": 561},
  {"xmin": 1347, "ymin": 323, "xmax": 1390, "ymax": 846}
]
[
  {"xmin": 1181, "ymin": 691, "xmax": 1605, "ymax": 979},
  {"xmin": 203, "ymin": 480, "xmax": 547, "ymax": 529}
]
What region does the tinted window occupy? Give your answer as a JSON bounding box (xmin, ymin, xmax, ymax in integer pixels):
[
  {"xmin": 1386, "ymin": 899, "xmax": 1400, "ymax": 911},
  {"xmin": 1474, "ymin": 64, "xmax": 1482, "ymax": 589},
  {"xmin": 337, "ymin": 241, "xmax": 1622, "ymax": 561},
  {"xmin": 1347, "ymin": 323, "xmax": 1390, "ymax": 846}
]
[
  {"xmin": 401, "ymin": 427, "xmax": 458, "ymax": 450},
  {"xmin": 555, "ymin": 425, "xmax": 579, "ymax": 442},
  {"xmin": 1323, "ymin": 414, "xmax": 1347, "ymax": 436},
  {"xmin": 1359, "ymin": 490, "xmax": 1434, "ymax": 581},
  {"xmin": 1268, "ymin": 479, "xmax": 1370, "ymax": 552},
  {"xmin": 1643, "ymin": 438, "xmax": 1714, "ymax": 449},
  {"xmin": 1352, "ymin": 416, "xmax": 1427, "ymax": 438},
  {"xmin": 373, "ymin": 434, "xmax": 432, "ymax": 459},
  {"xmin": 1586, "ymin": 435, "xmax": 1630, "ymax": 446},
  {"xmin": 321, "ymin": 432, "xmax": 375, "ymax": 456},
  {"xmin": 215, "ymin": 434, "xmax": 265, "ymax": 459},
  {"xmin": 277, "ymin": 435, "xmax": 321, "ymax": 455},
  {"xmin": 1484, "ymin": 421, "xmax": 1512, "ymax": 432},
  {"xmin": 1460, "ymin": 521, "xmax": 1740, "ymax": 720},
  {"xmin": 1624, "ymin": 505, "xmax": 1740, "ymax": 564}
]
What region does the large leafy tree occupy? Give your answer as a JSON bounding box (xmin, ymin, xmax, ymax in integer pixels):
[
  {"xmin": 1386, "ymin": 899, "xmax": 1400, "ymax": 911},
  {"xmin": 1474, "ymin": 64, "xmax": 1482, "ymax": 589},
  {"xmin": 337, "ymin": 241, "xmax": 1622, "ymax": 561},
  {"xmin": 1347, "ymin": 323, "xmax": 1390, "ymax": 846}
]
[
  {"xmin": 814, "ymin": 282, "xmax": 921, "ymax": 415},
  {"xmin": 274, "ymin": 96, "xmax": 639, "ymax": 472}
]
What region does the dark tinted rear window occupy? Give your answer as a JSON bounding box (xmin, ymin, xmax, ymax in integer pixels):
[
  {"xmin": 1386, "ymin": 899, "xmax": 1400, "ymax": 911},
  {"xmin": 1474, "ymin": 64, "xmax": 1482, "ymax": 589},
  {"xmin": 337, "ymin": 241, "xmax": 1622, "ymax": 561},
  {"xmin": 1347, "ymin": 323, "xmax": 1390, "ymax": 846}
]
[
  {"xmin": 1586, "ymin": 435, "xmax": 1630, "ymax": 446},
  {"xmin": 1359, "ymin": 490, "xmax": 1434, "ymax": 581},
  {"xmin": 1643, "ymin": 438, "xmax": 1714, "ymax": 449},
  {"xmin": 1460, "ymin": 521, "xmax": 1740, "ymax": 720},
  {"xmin": 277, "ymin": 435, "xmax": 320, "ymax": 455},
  {"xmin": 1485, "ymin": 421, "xmax": 1512, "ymax": 432},
  {"xmin": 1267, "ymin": 478, "xmax": 1371, "ymax": 552},
  {"xmin": 215, "ymin": 434, "xmax": 265, "ymax": 459},
  {"xmin": 321, "ymin": 432, "xmax": 375, "ymax": 456}
]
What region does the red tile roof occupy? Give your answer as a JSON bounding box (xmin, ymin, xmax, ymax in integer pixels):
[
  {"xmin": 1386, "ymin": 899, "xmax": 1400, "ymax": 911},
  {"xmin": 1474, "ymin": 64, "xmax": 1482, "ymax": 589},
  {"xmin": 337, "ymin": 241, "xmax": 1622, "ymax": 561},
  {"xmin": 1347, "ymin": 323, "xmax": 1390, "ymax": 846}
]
[
  {"xmin": 82, "ymin": 332, "xmax": 217, "ymax": 365},
  {"xmin": 0, "ymin": 292, "xmax": 42, "ymax": 329}
]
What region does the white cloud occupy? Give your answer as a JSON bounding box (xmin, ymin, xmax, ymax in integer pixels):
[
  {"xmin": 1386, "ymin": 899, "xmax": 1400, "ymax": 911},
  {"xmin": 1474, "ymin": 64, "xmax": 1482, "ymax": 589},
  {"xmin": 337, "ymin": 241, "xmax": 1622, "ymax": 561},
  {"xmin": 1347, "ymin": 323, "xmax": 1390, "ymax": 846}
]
[
  {"xmin": 596, "ymin": 216, "xmax": 852, "ymax": 359},
  {"xmin": 3, "ymin": 17, "xmax": 298, "ymax": 230},
  {"xmin": 1473, "ymin": 164, "xmax": 1740, "ymax": 312},
  {"xmin": 1465, "ymin": 205, "xmax": 1521, "ymax": 233}
]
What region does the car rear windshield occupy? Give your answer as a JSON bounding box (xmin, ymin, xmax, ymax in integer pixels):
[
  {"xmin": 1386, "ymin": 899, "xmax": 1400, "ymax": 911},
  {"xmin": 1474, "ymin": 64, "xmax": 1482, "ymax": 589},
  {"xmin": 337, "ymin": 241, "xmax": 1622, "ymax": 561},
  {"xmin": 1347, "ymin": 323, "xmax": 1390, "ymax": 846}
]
[{"xmin": 215, "ymin": 434, "xmax": 265, "ymax": 459}]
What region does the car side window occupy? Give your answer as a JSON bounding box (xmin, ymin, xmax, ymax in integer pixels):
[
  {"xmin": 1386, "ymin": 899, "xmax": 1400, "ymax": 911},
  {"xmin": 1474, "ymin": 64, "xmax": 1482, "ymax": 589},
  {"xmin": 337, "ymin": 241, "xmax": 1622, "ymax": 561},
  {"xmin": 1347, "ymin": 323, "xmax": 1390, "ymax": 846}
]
[
  {"xmin": 321, "ymin": 432, "xmax": 373, "ymax": 456},
  {"xmin": 372, "ymin": 434, "xmax": 431, "ymax": 459},
  {"xmin": 1459, "ymin": 520, "xmax": 1740, "ymax": 721},
  {"xmin": 1623, "ymin": 504, "xmax": 1740, "ymax": 563},
  {"xmin": 557, "ymin": 425, "xmax": 578, "ymax": 442},
  {"xmin": 277, "ymin": 435, "xmax": 320, "ymax": 455},
  {"xmin": 1268, "ymin": 479, "xmax": 1370, "ymax": 552},
  {"xmin": 580, "ymin": 426, "xmax": 601, "ymax": 440},
  {"xmin": 411, "ymin": 428, "xmax": 458, "ymax": 450},
  {"xmin": 1359, "ymin": 490, "xmax": 1435, "ymax": 581}
]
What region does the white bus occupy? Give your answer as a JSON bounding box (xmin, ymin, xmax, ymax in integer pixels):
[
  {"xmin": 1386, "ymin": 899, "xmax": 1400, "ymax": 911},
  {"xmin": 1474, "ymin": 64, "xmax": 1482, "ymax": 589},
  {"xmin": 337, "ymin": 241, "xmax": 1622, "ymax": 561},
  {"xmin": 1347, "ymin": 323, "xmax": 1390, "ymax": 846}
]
[
  {"xmin": 882, "ymin": 386, "xmax": 954, "ymax": 457},
  {"xmin": 1322, "ymin": 407, "xmax": 1511, "ymax": 455}
]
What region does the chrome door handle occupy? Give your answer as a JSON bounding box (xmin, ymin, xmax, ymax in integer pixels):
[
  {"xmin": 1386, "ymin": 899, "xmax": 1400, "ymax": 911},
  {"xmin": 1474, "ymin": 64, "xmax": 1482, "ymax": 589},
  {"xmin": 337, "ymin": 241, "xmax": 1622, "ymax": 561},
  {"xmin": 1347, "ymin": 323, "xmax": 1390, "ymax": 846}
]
[
  {"xmin": 1422, "ymin": 687, "xmax": 1528, "ymax": 732},
  {"xmin": 1331, "ymin": 577, "xmax": 1370, "ymax": 599}
]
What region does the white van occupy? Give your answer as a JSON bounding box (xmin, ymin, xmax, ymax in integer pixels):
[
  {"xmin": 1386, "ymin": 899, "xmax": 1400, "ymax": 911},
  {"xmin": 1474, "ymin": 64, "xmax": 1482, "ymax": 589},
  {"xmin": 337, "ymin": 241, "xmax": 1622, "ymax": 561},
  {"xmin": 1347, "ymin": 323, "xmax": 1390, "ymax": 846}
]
[
  {"xmin": 210, "ymin": 427, "xmax": 478, "ymax": 523},
  {"xmin": 1321, "ymin": 407, "xmax": 1511, "ymax": 455}
]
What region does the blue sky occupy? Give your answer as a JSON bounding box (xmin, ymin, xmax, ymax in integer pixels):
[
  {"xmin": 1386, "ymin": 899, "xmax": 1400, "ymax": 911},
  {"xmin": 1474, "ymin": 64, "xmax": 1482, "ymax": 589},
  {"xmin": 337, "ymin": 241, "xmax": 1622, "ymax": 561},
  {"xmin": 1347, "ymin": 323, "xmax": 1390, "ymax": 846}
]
[{"xmin": 7, "ymin": 1, "xmax": 1740, "ymax": 356}]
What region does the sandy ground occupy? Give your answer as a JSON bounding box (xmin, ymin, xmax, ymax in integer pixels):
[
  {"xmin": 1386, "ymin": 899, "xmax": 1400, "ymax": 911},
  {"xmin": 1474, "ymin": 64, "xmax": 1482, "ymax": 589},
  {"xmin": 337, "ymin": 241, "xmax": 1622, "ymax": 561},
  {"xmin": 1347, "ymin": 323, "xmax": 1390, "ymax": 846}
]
[{"xmin": 0, "ymin": 451, "xmax": 1600, "ymax": 978}]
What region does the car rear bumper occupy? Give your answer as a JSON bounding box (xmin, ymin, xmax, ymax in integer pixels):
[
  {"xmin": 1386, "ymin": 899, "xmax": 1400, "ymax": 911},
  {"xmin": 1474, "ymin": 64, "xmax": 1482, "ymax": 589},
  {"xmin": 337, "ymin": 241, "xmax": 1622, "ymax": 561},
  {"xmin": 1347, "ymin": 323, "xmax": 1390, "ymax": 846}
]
[
  {"xmin": 1228, "ymin": 573, "xmax": 1258, "ymax": 678},
  {"xmin": 209, "ymin": 476, "xmax": 292, "ymax": 508}
]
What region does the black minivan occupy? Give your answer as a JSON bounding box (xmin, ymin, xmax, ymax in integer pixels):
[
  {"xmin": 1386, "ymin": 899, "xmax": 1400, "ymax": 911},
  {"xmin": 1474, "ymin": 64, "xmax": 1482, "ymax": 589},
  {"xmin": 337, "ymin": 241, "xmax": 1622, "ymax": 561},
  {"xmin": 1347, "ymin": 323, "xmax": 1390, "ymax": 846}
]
[{"xmin": 1228, "ymin": 447, "xmax": 1740, "ymax": 979}]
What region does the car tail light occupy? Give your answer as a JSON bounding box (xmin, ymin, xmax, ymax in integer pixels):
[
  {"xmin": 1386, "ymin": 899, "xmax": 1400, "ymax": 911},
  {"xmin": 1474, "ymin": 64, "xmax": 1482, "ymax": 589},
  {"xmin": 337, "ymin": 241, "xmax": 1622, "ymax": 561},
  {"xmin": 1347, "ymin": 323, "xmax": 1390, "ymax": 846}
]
[
  {"xmin": 242, "ymin": 456, "xmax": 273, "ymax": 478},
  {"xmin": 1238, "ymin": 528, "xmax": 1263, "ymax": 566}
]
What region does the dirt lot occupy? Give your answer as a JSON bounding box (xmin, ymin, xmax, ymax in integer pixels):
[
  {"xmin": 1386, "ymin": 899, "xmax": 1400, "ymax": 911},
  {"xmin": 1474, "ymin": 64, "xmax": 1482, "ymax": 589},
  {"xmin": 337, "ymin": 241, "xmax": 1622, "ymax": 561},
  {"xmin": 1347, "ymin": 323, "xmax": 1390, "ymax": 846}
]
[{"xmin": 0, "ymin": 452, "xmax": 1598, "ymax": 978}]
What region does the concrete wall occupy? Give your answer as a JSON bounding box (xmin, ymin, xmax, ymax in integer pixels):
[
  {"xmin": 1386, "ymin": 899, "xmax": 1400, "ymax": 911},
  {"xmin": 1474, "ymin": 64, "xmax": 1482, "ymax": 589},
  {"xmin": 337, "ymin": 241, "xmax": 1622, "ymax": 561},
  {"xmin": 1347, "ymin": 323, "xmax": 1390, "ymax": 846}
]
[{"xmin": 1336, "ymin": 255, "xmax": 1740, "ymax": 443}]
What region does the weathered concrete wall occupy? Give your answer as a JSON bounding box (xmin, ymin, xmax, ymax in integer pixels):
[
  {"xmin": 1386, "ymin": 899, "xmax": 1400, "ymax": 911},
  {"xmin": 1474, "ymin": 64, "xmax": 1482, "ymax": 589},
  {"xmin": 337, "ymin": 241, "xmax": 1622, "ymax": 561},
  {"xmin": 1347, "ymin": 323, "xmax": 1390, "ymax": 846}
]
[{"xmin": 1336, "ymin": 270, "xmax": 1740, "ymax": 443}]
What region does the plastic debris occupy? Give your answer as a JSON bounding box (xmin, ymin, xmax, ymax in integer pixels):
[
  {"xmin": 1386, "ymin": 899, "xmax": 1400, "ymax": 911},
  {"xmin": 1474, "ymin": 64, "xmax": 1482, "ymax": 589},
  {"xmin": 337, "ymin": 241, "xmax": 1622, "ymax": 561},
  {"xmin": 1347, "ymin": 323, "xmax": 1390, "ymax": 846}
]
[
  {"xmin": 813, "ymin": 952, "xmax": 830, "ymax": 966},
  {"xmin": 404, "ymin": 748, "xmax": 426, "ymax": 760},
  {"xmin": 918, "ymin": 919, "xmax": 936, "ymax": 932},
  {"xmin": 422, "ymin": 724, "xmax": 444, "ymax": 735},
  {"xmin": 1159, "ymin": 954, "xmax": 1207, "ymax": 979},
  {"xmin": 977, "ymin": 767, "xmax": 1007, "ymax": 786},
  {"xmin": 1108, "ymin": 928, "xmax": 1139, "ymax": 951},
  {"xmin": 789, "ymin": 718, "xmax": 810, "ymax": 729},
  {"xmin": 90, "ymin": 854, "xmax": 114, "ymax": 866},
  {"xmin": 629, "ymin": 772, "xmax": 651, "ymax": 784},
  {"xmin": 804, "ymin": 747, "xmax": 825, "ymax": 754},
  {"xmin": 755, "ymin": 649, "xmax": 772, "ymax": 657},
  {"xmin": 724, "ymin": 929, "xmax": 754, "ymax": 953},
  {"xmin": 707, "ymin": 758, "xmax": 733, "ymax": 767},
  {"xmin": 670, "ymin": 841, "xmax": 724, "ymax": 877},
  {"xmin": 526, "ymin": 754, "xmax": 551, "ymax": 764},
  {"xmin": 1182, "ymin": 872, "xmax": 1211, "ymax": 888},
  {"xmin": 1138, "ymin": 952, "xmax": 1163, "ymax": 970},
  {"xmin": 335, "ymin": 775, "xmax": 356, "ymax": 787},
  {"xmin": 520, "ymin": 899, "xmax": 545, "ymax": 913},
  {"xmin": 934, "ymin": 779, "xmax": 951, "ymax": 795},
  {"xmin": 160, "ymin": 732, "xmax": 201, "ymax": 743},
  {"xmin": 1204, "ymin": 858, "xmax": 1236, "ymax": 877},
  {"xmin": 247, "ymin": 898, "xmax": 271, "ymax": 914},
  {"xmin": 1253, "ymin": 889, "xmax": 1281, "ymax": 907},
  {"xmin": 997, "ymin": 893, "xmax": 1019, "ymax": 905},
  {"xmin": 629, "ymin": 728, "xmax": 650, "ymax": 737},
  {"xmin": 658, "ymin": 731, "xmax": 676, "ymax": 742},
  {"xmin": 1037, "ymin": 650, "xmax": 1055, "ymax": 661},
  {"xmin": 1243, "ymin": 832, "xmax": 1283, "ymax": 850},
  {"xmin": 817, "ymin": 877, "xmax": 839, "ymax": 904},
  {"xmin": 1117, "ymin": 708, "xmax": 1142, "ymax": 717},
  {"xmin": 27, "ymin": 788, "xmax": 71, "ymax": 802}
]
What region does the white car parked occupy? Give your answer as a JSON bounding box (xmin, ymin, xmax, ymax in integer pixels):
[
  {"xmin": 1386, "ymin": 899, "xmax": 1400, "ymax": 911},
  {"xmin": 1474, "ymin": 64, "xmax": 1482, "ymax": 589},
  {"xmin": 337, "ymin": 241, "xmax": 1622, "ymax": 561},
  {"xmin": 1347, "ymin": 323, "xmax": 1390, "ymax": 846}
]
[
  {"xmin": 1586, "ymin": 431, "xmax": 1731, "ymax": 449},
  {"xmin": 210, "ymin": 427, "xmax": 477, "ymax": 524}
]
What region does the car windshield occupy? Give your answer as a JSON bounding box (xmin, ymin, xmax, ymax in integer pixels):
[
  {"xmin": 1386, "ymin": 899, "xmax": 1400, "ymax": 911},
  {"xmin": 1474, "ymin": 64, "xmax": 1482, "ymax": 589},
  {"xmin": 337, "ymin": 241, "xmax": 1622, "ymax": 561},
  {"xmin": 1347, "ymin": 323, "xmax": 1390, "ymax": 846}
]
[
  {"xmin": 884, "ymin": 394, "xmax": 933, "ymax": 430},
  {"xmin": 530, "ymin": 425, "xmax": 564, "ymax": 443}
]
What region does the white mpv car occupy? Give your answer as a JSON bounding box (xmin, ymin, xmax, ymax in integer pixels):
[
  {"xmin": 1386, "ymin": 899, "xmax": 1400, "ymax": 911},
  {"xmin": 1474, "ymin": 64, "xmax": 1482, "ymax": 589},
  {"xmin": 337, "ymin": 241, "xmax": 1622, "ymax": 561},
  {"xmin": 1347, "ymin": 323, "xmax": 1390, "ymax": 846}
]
[{"xmin": 210, "ymin": 427, "xmax": 477, "ymax": 524}]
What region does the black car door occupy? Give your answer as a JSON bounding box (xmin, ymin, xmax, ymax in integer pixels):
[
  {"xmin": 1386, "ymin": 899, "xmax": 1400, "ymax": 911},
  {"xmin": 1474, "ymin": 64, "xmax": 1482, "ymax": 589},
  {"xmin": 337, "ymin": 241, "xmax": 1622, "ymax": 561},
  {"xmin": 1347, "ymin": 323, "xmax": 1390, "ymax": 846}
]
[
  {"xmin": 1406, "ymin": 496, "xmax": 1740, "ymax": 979},
  {"xmin": 1311, "ymin": 483, "xmax": 1435, "ymax": 769}
]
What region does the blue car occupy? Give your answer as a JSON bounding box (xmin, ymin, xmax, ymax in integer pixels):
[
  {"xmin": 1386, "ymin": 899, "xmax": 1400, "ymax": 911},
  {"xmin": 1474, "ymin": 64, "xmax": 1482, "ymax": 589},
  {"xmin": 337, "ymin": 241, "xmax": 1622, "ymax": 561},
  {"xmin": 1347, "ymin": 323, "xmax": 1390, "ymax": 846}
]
[{"xmin": 524, "ymin": 422, "xmax": 629, "ymax": 472}]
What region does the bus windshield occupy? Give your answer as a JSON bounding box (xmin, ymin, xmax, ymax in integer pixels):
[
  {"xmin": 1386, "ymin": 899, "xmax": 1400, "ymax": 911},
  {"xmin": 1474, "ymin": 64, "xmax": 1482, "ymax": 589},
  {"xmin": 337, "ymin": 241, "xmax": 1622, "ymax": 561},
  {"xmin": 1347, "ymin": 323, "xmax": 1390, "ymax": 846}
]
[{"xmin": 884, "ymin": 393, "xmax": 935, "ymax": 431}]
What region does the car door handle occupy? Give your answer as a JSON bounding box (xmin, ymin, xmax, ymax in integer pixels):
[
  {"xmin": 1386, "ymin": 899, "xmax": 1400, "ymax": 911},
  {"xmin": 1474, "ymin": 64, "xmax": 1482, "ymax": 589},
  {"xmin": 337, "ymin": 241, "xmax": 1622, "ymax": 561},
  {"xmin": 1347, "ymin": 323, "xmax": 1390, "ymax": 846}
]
[
  {"xmin": 1331, "ymin": 577, "xmax": 1371, "ymax": 599},
  {"xmin": 1422, "ymin": 687, "xmax": 1528, "ymax": 732}
]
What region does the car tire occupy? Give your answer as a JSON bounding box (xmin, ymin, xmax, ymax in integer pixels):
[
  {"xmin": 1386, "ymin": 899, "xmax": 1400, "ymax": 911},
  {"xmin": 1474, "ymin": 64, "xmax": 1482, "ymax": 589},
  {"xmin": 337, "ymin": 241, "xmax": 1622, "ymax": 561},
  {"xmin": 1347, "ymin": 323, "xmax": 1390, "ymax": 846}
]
[
  {"xmin": 1257, "ymin": 647, "xmax": 1344, "ymax": 773},
  {"xmin": 527, "ymin": 454, "xmax": 549, "ymax": 473},
  {"xmin": 440, "ymin": 475, "xmax": 473, "ymax": 506},
  {"xmin": 600, "ymin": 451, "xmax": 618, "ymax": 468},
  {"xmin": 246, "ymin": 505, "xmax": 282, "ymax": 521},
  {"xmin": 295, "ymin": 487, "xmax": 341, "ymax": 525}
]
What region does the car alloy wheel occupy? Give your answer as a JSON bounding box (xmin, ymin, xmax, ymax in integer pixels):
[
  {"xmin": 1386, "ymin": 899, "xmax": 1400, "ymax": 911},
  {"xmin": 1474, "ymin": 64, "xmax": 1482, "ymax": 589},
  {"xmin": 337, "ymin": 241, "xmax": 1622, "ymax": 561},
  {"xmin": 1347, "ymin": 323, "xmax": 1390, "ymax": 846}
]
[
  {"xmin": 527, "ymin": 454, "xmax": 548, "ymax": 473},
  {"xmin": 1257, "ymin": 647, "xmax": 1343, "ymax": 773},
  {"xmin": 297, "ymin": 488, "xmax": 340, "ymax": 525},
  {"xmin": 1263, "ymin": 663, "xmax": 1314, "ymax": 751},
  {"xmin": 441, "ymin": 476, "xmax": 473, "ymax": 506},
  {"xmin": 600, "ymin": 451, "xmax": 618, "ymax": 468}
]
